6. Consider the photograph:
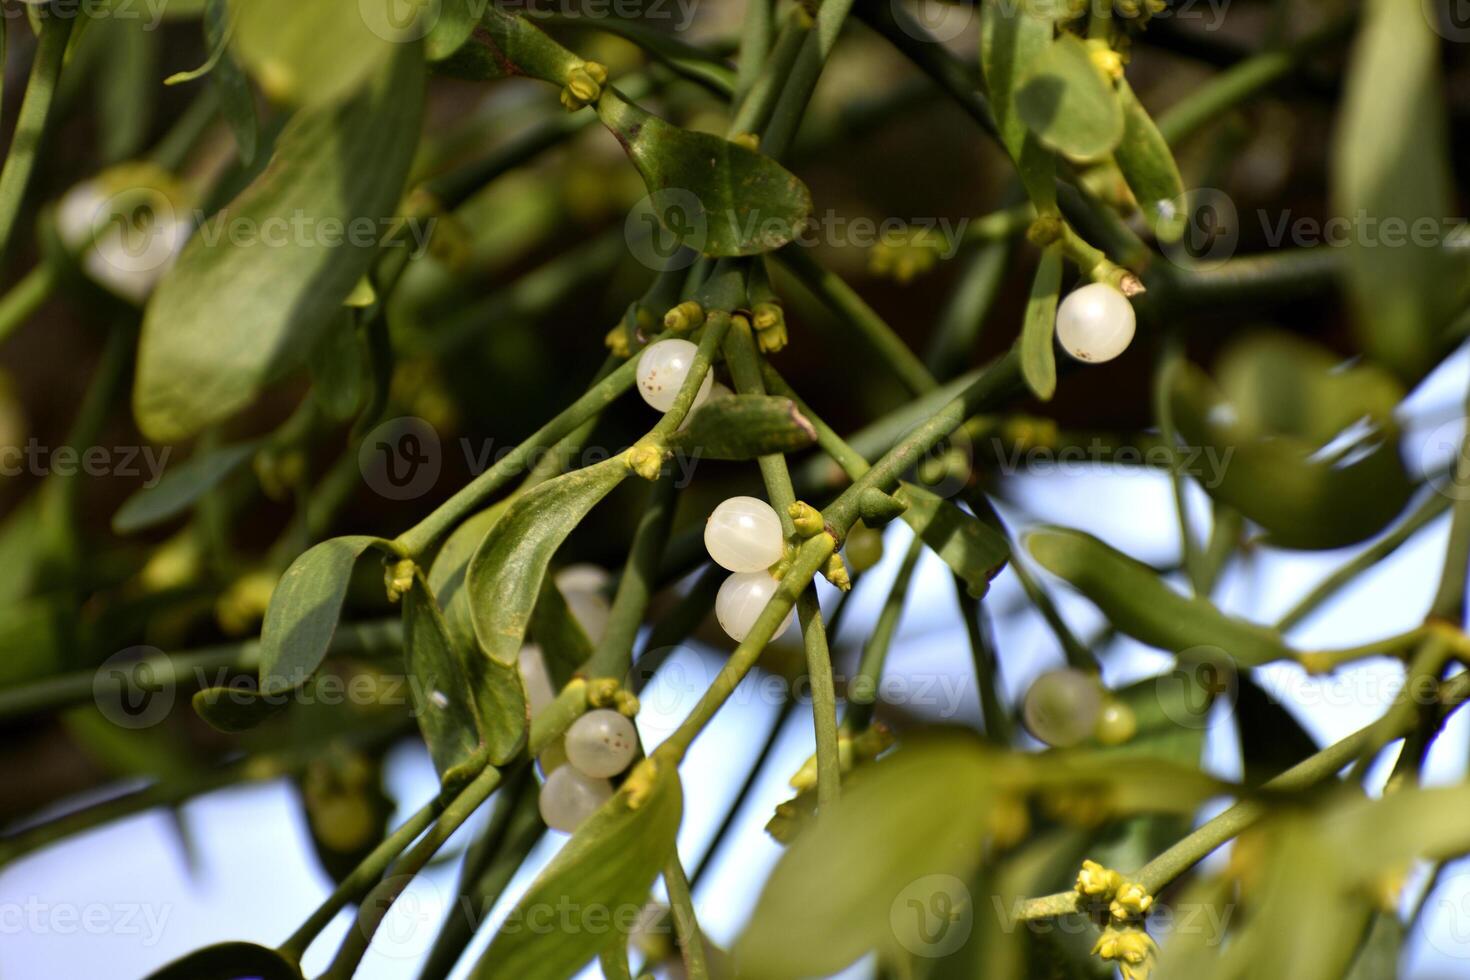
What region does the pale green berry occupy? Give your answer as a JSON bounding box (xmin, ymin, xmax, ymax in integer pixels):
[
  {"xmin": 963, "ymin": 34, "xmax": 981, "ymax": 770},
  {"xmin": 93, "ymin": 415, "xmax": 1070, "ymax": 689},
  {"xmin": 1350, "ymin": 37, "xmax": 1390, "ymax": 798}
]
[
  {"xmin": 636, "ymin": 339, "xmax": 713, "ymax": 413},
  {"xmin": 538, "ymin": 765, "xmax": 612, "ymax": 833},
  {"xmin": 1056, "ymin": 283, "xmax": 1135, "ymax": 363},
  {"xmin": 1022, "ymin": 669, "xmax": 1103, "ymax": 748},
  {"xmin": 715, "ymin": 571, "xmax": 795, "ymax": 642},
  {"xmin": 566, "ymin": 709, "xmax": 639, "ymax": 778},
  {"xmin": 705, "ymin": 496, "xmax": 785, "ymax": 573}
]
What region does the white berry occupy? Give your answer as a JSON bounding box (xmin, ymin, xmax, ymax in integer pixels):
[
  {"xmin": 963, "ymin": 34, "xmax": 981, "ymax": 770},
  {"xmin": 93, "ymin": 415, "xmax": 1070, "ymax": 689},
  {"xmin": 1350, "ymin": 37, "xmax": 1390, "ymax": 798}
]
[
  {"xmin": 705, "ymin": 496, "xmax": 785, "ymax": 573},
  {"xmin": 715, "ymin": 571, "xmax": 795, "ymax": 643},
  {"xmin": 554, "ymin": 564, "xmax": 611, "ymax": 644},
  {"xmin": 538, "ymin": 765, "xmax": 613, "ymax": 833},
  {"xmin": 565, "ymin": 709, "xmax": 639, "ymax": 778},
  {"xmin": 636, "ymin": 339, "xmax": 713, "ymax": 413},
  {"xmin": 57, "ymin": 178, "xmax": 189, "ymax": 304},
  {"xmin": 1055, "ymin": 283, "xmax": 1136, "ymax": 363},
  {"xmin": 518, "ymin": 644, "xmax": 555, "ymax": 718},
  {"xmin": 1022, "ymin": 669, "xmax": 1103, "ymax": 748}
]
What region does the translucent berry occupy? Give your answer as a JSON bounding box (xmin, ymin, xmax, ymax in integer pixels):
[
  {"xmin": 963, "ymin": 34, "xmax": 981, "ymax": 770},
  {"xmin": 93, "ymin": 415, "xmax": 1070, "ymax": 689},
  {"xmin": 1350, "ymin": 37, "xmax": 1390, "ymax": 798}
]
[
  {"xmin": 538, "ymin": 765, "xmax": 613, "ymax": 833},
  {"xmin": 554, "ymin": 564, "xmax": 612, "ymax": 644},
  {"xmin": 704, "ymin": 496, "xmax": 785, "ymax": 573},
  {"xmin": 518, "ymin": 644, "xmax": 555, "ymax": 718},
  {"xmin": 1095, "ymin": 700, "xmax": 1138, "ymax": 746},
  {"xmin": 1022, "ymin": 668, "xmax": 1103, "ymax": 748},
  {"xmin": 1056, "ymin": 283, "xmax": 1136, "ymax": 363},
  {"xmin": 715, "ymin": 571, "xmax": 795, "ymax": 642},
  {"xmin": 565, "ymin": 709, "xmax": 639, "ymax": 778},
  {"xmin": 636, "ymin": 339, "xmax": 713, "ymax": 413}
]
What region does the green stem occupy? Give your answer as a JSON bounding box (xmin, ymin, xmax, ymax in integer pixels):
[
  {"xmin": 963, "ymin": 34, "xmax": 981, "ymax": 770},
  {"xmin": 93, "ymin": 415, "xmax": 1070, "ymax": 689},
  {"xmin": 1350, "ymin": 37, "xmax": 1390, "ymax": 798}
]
[
  {"xmin": 663, "ymin": 854, "xmax": 709, "ymax": 980},
  {"xmin": 724, "ymin": 318, "xmax": 842, "ymax": 810},
  {"xmin": 733, "ymin": 0, "xmax": 776, "ymax": 106},
  {"xmin": 1153, "ymin": 337, "xmax": 1207, "ymax": 594},
  {"xmin": 1430, "ymin": 385, "xmax": 1470, "ymax": 624},
  {"xmin": 775, "ymin": 244, "xmax": 936, "ymax": 396},
  {"xmin": 583, "ymin": 473, "xmax": 676, "ymax": 680},
  {"xmin": 278, "ymin": 790, "xmax": 450, "ymax": 960},
  {"xmin": 0, "ymin": 9, "xmax": 74, "ymax": 262},
  {"xmin": 954, "ymin": 580, "xmax": 1012, "ymax": 743},
  {"xmin": 760, "ymin": 0, "xmax": 858, "ymax": 159},
  {"xmin": 847, "ymin": 536, "xmax": 923, "ymax": 730},
  {"xmin": 319, "ymin": 765, "xmax": 503, "ymax": 979},
  {"xmin": 0, "ymin": 263, "xmax": 55, "ymax": 344},
  {"xmin": 1155, "ymin": 14, "xmax": 1356, "ymax": 146},
  {"xmin": 1275, "ymin": 490, "xmax": 1452, "ymax": 631}
]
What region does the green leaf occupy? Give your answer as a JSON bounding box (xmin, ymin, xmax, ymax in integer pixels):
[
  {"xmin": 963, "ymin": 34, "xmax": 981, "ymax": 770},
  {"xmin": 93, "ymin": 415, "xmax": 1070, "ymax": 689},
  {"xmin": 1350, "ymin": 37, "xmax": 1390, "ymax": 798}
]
[
  {"xmin": 895, "ymin": 483, "xmax": 1010, "ymax": 599},
  {"xmin": 308, "ymin": 311, "xmax": 367, "ymax": 421},
  {"xmin": 736, "ymin": 737, "xmax": 994, "ymax": 978},
  {"xmin": 259, "ymin": 535, "xmax": 390, "ymax": 695},
  {"xmin": 1016, "ymin": 33, "xmax": 1123, "ymax": 164},
  {"xmin": 425, "ymin": 0, "xmax": 480, "ymax": 62},
  {"xmin": 205, "ymin": 0, "xmax": 258, "ymax": 166},
  {"xmin": 474, "ymin": 758, "xmax": 683, "ymax": 979},
  {"xmin": 191, "ymin": 686, "xmax": 286, "ymax": 734},
  {"xmin": 143, "ymin": 941, "xmax": 302, "ymax": 980},
  {"xmin": 1169, "ymin": 331, "xmax": 1413, "ymax": 549},
  {"xmin": 1234, "ymin": 672, "xmax": 1317, "ymax": 786},
  {"xmin": 111, "ymin": 441, "xmax": 259, "ymax": 533},
  {"xmin": 1026, "ymin": 526, "xmax": 1296, "ymax": 666},
  {"xmin": 1332, "ymin": 0, "xmax": 1458, "ymax": 382},
  {"xmin": 135, "ymin": 43, "xmax": 424, "ymax": 442},
  {"xmin": 404, "ymin": 574, "xmax": 492, "ymax": 788},
  {"xmin": 468, "ymin": 457, "xmax": 629, "ymax": 666},
  {"xmin": 666, "ymin": 394, "xmax": 817, "ymax": 460},
  {"xmin": 979, "ymin": 0, "xmax": 1058, "ymax": 208},
  {"xmin": 429, "ymin": 502, "xmax": 530, "ymax": 764},
  {"xmin": 233, "ymin": 0, "xmax": 401, "ymax": 107},
  {"xmin": 1019, "ymin": 244, "xmax": 1061, "ymax": 400},
  {"xmin": 596, "ymin": 90, "xmax": 815, "ymax": 257},
  {"xmin": 1114, "ymin": 78, "xmax": 1186, "ymax": 242}
]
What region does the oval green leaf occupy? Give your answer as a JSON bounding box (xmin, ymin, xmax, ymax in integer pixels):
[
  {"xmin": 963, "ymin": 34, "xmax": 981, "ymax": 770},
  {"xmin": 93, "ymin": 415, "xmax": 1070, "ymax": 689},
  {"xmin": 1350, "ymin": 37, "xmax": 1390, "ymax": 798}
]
[
  {"xmin": 597, "ymin": 90, "xmax": 814, "ymax": 257},
  {"xmin": 1019, "ymin": 244, "xmax": 1061, "ymax": 400},
  {"xmin": 979, "ymin": 0, "xmax": 1059, "ymax": 208},
  {"xmin": 135, "ymin": 43, "xmax": 424, "ymax": 442},
  {"xmin": 112, "ymin": 440, "xmax": 258, "ymax": 533},
  {"xmin": 468, "ymin": 457, "xmax": 629, "ymax": 667},
  {"xmin": 1169, "ymin": 332, "xmax": 1413, "ymax": 550},
  {"xmin": 404, "ymin": 573, "xmax": 493, "ymax": 788},
  {"xmin": 1027, "ymin": 526, "xmax": 1295, "ymax": 666},
  {"xmin": 736, "ymin": 737, "xmax": 993, "ymax": 978},
  {"xmin": 143, "ymin": 941, "xmax": 302, "ymax": 980},
  {"xmin": 472, "ymin": 758, "xmax": 683, "ymax": 979},
  {"xmin": 895, "ymin": 483, "xmax": 1010, "ymax": 599},
  {"xmin": 1016, "ymin": 33, "xmax": 1124, "ymax": 163},
  {"xmin": 233, "ymin": 0, "xmax": 404, "ymax": 107},
  {"xmin": 666, "ymin": 394, "xmax": 817, "ymax": 460},
  {"xmin": 259, "ymin": 535, "xmax": 391, "ymax": 695},
  {"xmin": 1114, "ymin": 78, "xmax": 1186, "ymax": 243}
]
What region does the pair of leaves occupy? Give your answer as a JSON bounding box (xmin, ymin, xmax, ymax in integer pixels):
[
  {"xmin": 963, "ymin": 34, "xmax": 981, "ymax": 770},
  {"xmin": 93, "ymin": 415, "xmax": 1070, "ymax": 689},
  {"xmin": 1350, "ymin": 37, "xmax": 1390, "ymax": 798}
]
[
  {"xmin": 473, "ymin": 760, "xmax": 684, "ymax": 978},
  {"xmin": 1026, "ymin": 525, "xmax": 1296, "ymax": 666},
  {"xmin": 1169, "ymin": 331, "xmax": 1413, "ymax": 550},
  {"xmin": 979, "ymin": 0, "xmax": 1058, "ymax": 208},
  {"xmin": 135, "ymin": 42, "xmax": 424, "ymax": 442},
  {"xmin": 1016, "ymin": 33, "xmax": 1122, "ymax": 164}
]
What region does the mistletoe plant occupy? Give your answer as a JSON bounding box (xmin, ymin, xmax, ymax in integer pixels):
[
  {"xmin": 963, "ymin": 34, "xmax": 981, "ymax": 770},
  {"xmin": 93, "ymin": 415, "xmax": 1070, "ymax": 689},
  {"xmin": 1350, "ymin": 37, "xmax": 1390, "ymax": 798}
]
[{"xmin": 0, "ymin": 0, "xmax": 1468, "ymax": 978}]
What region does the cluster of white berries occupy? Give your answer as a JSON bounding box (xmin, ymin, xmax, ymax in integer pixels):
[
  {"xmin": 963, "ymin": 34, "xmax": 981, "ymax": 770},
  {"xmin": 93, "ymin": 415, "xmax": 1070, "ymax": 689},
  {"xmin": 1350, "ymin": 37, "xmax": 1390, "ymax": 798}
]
[
  {"xmin": 1055, "ymin": 283, "xmax": 1136, "ymax": 364},
  {"xmin": 1021, "ymin": 668, "xmax": 1137, "ymax": 748},
  {"xmin": 705, "ymin": 496, "xmax": 794, "ymax": 642},
  {"xmin": 56, "ymin": 169, "xmax": 191, "ymax": 305},
  {"xmin": 518, "ymin": 566, "xmax": 643, "ymax": 834}
]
